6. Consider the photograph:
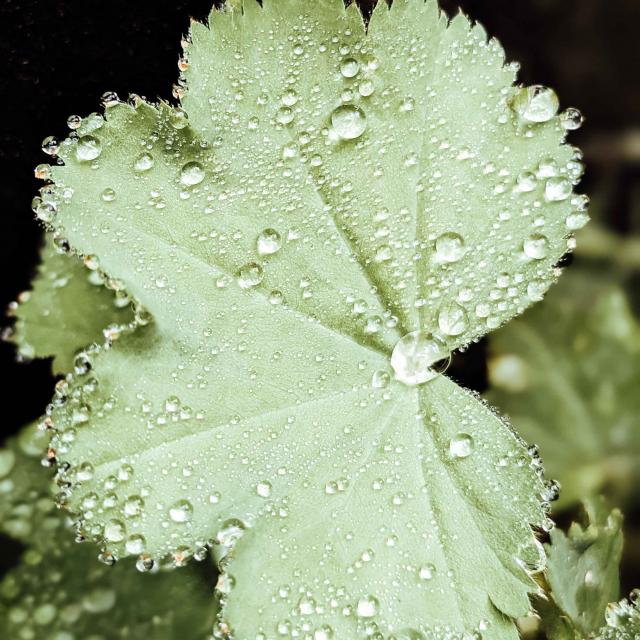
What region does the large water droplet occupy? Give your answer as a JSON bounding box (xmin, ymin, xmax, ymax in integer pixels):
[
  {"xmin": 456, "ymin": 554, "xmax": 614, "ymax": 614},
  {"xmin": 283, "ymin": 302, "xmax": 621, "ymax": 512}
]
[
  {"xmin": 169, "ymin": 499, "xmax": 193, "ymax": 523},
  {"xmin": 434, "ymin": 232, "xmax": 466, "ymax": 263},
  {"xmin": 418, "ymin": 564, "xmax": 436, "ymax": 581},
  {"xmin": 390, "ymin": 332, "xmax": 450, "ymax": 386},
  {"xmin": 237, "ymin": 262, "xmax": 264, "ymax": 289},
  {"xmin": 449, "ymin": 433, "xmax": 474, "ymax": 459},
  {"xmin": 356, "ymin": 595, "xmax": 379, "ymax": 618},
  {"xmin": 76, "ymin": 136, "xmax": 102, "ymax": 161},
  {"xmin": 256, "ymin": 228, "xmax": 282, "ymax": 256},
  {"xmin": 523, "ymin": 234, "xmax": 549, "ymax": 260},
  {"xmin": 134, "ymin": 153, "xmax": 155, "ymax": 172},
  {"xmin": 437, "ymin": 301, "xmax": 468, "ymax": 336},
  {"xmin": 560, "ymin": 107, "xmax": 584, "ymax": 131},
  {"xmin": 180, "ymin": 161, "xmax": 205, "ymax": 186},
  {"xmin": 104, "ymin": 519, "xmax": 126, "ymax": 542},
  {"xmin": 545, "ymin": 177, "xmax": 572, "ymax": 202},
  {"xmin": 511, "ymin": 85, "xmax": 559, "ymax": 123},
  {"xmin": 340, "ymin": 58, "xmax": 360, "ymax": 78},
  {"xmin": 331, "ymin": 104, "xmax": 367, "ymax": 140}
]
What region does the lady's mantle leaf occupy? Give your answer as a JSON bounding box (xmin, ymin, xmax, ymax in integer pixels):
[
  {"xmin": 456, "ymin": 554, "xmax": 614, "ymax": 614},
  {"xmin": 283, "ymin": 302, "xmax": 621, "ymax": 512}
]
[
  {"xmin": 7, "ymin": 238, "xmax": 134, "ymax": 374},
  {"xmin": 487, "ymin": 269, "xmax": 640, "ymax": 510},
  {"xmin": 535, "ymin": 499, "xmax": 623, "ymax": 639},
  {"xmin": 39, "ymin": 0, "xmax": 583, "ymax": 637}
]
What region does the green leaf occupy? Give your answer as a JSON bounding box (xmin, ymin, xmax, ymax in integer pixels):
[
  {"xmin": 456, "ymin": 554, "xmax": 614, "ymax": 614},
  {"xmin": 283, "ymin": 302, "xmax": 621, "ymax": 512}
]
[
  {"xmin": 595, "ymin": 591, "xmax": 640, "ymax": 640},
  {"xmin": 535, "ymin": 498, "xmax": 623, "ymax": 639},
  {"xmin": 0, "ymin": 424, "xmax": 216, "ymax": 639},
  {"xmin": 8, "ymin": 238, "xmax": 134, "ymax": 374},
  {"xmin": 0, "ymin": 529, "xmax": 216, "ymax": 640},
  {"xmin": 0, "ymin": 423, "xmax": 59, "ymax": 547},
  {"xmin": 40, "ymin": 0, "xmax": 583, "ymax": 637},
  {"xmin": 487, "ymin": 268, "xmax": 640, "ymax": 510}
]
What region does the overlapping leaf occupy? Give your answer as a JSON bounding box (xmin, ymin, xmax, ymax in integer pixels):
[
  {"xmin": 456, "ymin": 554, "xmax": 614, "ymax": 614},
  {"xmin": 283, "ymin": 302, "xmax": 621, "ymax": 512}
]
[
  {"xmin": 7, "ymin": 238, "xmax": 134, "ymax": 374},
  {"xmin": 0, "ymin": 423, "xmax": 57, "ymax": 546},
  {"xmin": 596, "ymin": 592, "xmax": 640, "ymax": 640},
  {"xmin": 487, "ymin": 268, "xmax": 640, "ymax": 510},
  {"xmin": 534, "ymin": 499, "xmax": 623, "ymax": 640},
  {"xmin": 37, "ymin": 0, "xmax": 586, "ymax": 637}
]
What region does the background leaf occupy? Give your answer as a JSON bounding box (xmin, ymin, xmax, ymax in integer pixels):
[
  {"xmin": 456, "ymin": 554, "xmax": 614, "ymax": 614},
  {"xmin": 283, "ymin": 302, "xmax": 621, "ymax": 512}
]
[
  {"xmin": 7, "ymin": 238, "xmax": 134, "ymax": 374},
  {"xmin": 0, "ymin": 423, "xmax": 216, "ymax": 640},
  {"xmin": 487, "ymin": 267, "xmax": 640, "ymax": 510},
  {"xmin": 595, "ymin": 591, "xmax": 640, "ymax": 640},
  {"xmin": 535, "ymin": 498, "xmax": 623, "ymax": 639}
]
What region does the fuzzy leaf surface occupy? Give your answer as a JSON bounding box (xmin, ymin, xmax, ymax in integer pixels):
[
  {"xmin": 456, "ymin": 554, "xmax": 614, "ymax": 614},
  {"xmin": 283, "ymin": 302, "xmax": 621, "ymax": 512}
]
[
  {"xmin": 487, "ymin": 269, "xmax": 640, "ymax": 510},
  {"xmin": 42, "ymin": 0, "xmax": 582, "ymax": 637}
]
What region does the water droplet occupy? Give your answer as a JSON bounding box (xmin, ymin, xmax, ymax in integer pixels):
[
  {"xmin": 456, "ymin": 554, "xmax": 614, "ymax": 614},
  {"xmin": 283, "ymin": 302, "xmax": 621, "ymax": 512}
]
[
  {"xmin": 104, "ymin": 519, "xmax": 126, "ymax": 542},
  {"xmin": 237, "ymin": 262, "xmax": 264, "ymax": 289},
  {"xmin": 449, "ymin": 434, "xmax": 474, "ymax": 459},
  {"xmin": 371, "ymin": 370, "xmax": 390, "ymax": 389},
  {"xmin": 125, "ymin": 534, "xmax": 146, "ymax": 554},
  {"xmin": 560, "ymin": 107, "xmax": 584, "ymax": 131},
  {"xmin": 390, "ymin": 332, "xmax": 450, "ymax": 386},
  {"xmin": 76, "ymin": 135, "xmax": 102, "ymax": 161},
  {"xmin": 256, "ymin": 481, "xmax": 272, "ymax": 498},
  {"xmin": 437, "ymin": 301, "xmax": 468, "ymax": 337},
  {"xmin": 101, "ymin": 187, "xmax": 116, "ymax": 202},
  {"xmin": 124, "ymin": 495, "xmax": 144, "ymax": 517},
  {"xmin": 511, "ymin": 85, "xmax": 559, "ymax": 123},
  {"xmin": 545, "ymin": 177, "xmax": 572, "ymax": 202},
  {"xmin": 356, "ymin": 595, "xmax": 379, "ymax": 618},
  {"xmin": 170, "ymin": 108, "xmax": 189, "ymax": 129},
  {"xmin": 523, "ymin": 234, "xmax": 549, "ymax": 260},
  {"xmin": 418, "ymin": 564, "xmax": 436, "ymax": 581},
  {"xmin": 434, "ymin": 232, "xmax": 466, "ymax": 263},
  {"xmin": 358, "ymin": 79, "xmax": 375, "ymax": 97},
  {"xmin": 67, "ymin": 114, "xmax": 82, "ymax": 130},
  {"xmin": 340, "ymin": 58, "xmax": 360, "ymax": 78},
  {"xmin": 180, "ymin": 161, "xmax": 205, "ymax": 186},
  {"xmin": 256, "ymin": 228, "xmax": 282, "ymax": 256},
  {"xmin": 169, "ymin": 499, "xmax": 193, "ymax": 523},
  {"xmin": 41, "ymin": 136, "xmax": 59, "ymax": 156},
  {"xmin": 134, "ymin": 153, "xmax": 155, "ymax": 172},
  {"xmin": 331, "ymin": 104, "xmax": 367, "ymax": 140},
  {"xmin": 101, "ymin": 91, "xmax": 120, "ymax": 108},
  {"xmin": 566, "ymin": 211, "xmax": 590, "ymax": 230},
  {"xmin": 527, "ymin": 279, "xmax": 547, "ymax": 301}
]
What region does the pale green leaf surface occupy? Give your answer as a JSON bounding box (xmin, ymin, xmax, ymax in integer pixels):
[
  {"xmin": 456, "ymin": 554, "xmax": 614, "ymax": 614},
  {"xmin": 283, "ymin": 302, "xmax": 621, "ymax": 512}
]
[
  {"xmin": 595, "ymin": 592, "xmax": 640, "ymax": 640},
  {"xmin": 40, "ymin": 0, "xmax": 583, "ymax": 637},
  {"xmin": 8, "ymin": 238, "xmax": 134, "ymax": 374},
  {"xmin": 487, "ymin": 269, "xmax": 640, "ymax": 510},
  {"xmin": 183, "ymin": 0, "xmax": 577, "ymax": 345},
  {"xmin": 537, "ymin": 499, "xmax": 623, "ymax": 639},
  {"xmin": 0, "ymin": 425, "xmax": 215, "ymax": 640}
]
